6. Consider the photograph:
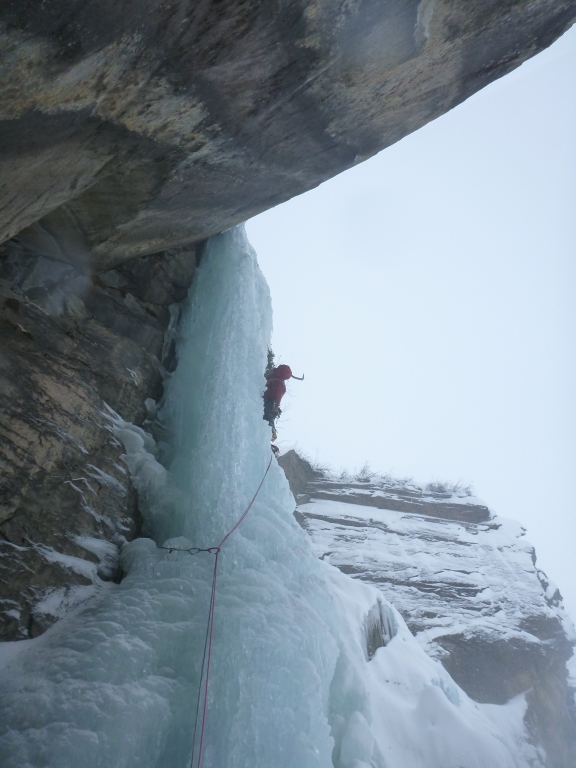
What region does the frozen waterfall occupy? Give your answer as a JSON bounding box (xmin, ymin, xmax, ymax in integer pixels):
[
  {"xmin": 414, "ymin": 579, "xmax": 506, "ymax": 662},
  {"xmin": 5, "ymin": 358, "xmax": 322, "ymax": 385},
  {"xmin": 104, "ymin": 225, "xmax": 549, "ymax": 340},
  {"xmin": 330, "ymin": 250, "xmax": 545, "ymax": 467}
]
[
  {"xmin": 0, "ymin": 228, "xmax": 338, "ymax": 768},
  {"xmin": 0, "ymin": 226, "xmax": 540, "ymax": 768}
]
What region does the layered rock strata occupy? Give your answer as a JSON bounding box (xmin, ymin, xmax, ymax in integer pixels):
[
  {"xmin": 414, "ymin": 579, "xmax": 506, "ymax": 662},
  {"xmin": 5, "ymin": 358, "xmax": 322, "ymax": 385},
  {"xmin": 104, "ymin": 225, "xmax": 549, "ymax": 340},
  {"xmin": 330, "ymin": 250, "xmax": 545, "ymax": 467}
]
[
  {"xmin": 279, "ymin": 450, "xmax": 576, "ymax": 768},
  {"xmin": 0, "ymin": 237, "xmax": 198, "ymax": 640}
]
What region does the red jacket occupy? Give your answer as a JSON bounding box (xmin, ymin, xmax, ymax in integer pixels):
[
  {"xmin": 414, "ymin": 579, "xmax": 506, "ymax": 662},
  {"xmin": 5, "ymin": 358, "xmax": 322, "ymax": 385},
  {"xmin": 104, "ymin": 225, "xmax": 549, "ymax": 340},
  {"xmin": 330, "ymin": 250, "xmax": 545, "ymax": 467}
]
[{"xmin": 264, "ymin": 364, "xmax": 292, "ymax": 404}]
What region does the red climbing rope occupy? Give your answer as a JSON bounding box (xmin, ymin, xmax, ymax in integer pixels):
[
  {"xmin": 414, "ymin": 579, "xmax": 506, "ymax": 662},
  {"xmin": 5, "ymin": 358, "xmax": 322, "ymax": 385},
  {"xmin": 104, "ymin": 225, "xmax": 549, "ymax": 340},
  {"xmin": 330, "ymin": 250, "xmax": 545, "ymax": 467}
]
[{"xmin": 183, "ymin": 453, "xmax": 274, "ymax": 768}]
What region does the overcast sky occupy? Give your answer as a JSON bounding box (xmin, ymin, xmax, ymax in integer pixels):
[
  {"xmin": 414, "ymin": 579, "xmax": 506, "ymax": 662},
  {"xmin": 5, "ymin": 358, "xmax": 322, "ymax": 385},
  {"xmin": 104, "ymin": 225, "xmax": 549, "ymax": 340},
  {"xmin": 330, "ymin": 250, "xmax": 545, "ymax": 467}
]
[{"xmin": 246, "ymin": 26, "xmax": 576, "ymax": 621}]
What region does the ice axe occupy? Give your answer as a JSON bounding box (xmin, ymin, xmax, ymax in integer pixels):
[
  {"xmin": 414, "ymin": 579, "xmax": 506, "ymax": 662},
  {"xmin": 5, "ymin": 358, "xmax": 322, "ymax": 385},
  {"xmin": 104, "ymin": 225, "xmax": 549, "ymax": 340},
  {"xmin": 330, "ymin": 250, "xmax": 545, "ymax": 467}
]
[{"xmin": 291, "ymin": 373, "xmax": 304, "ymax": 380}]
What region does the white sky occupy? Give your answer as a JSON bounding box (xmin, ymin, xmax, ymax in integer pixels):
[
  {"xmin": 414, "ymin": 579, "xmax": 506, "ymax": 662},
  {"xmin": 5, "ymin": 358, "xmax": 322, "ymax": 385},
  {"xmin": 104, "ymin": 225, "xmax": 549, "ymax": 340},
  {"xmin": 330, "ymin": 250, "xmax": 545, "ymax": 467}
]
[{"xmin": 246, "ymin": 26, "xmax": 576, "ymax": 621}]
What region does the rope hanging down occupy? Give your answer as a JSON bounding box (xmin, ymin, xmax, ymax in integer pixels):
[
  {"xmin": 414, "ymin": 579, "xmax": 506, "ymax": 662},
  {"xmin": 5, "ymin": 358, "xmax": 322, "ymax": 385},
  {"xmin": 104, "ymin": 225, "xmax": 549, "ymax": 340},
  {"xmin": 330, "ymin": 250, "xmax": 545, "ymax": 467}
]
[{"xmin": 158, "ymin": 454, "xmax": 274, "ymax": 768}]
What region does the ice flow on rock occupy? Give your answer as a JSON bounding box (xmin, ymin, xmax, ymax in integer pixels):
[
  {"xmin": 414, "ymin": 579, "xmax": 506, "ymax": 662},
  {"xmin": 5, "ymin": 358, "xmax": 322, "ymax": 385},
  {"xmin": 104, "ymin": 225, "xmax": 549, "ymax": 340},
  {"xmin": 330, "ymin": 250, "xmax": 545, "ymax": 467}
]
[{"xmin": 0, "ymin": 227, "xmax": 338, "ymax": 768}]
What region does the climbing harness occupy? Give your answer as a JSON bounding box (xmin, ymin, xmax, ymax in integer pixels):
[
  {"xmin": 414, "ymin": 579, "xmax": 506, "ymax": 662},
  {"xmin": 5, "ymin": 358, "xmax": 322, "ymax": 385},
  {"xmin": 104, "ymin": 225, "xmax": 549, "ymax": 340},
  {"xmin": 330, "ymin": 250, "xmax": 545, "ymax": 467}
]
[{"xmin": 157, "ymin": 454, "xmax": 274, "ymax": 768}]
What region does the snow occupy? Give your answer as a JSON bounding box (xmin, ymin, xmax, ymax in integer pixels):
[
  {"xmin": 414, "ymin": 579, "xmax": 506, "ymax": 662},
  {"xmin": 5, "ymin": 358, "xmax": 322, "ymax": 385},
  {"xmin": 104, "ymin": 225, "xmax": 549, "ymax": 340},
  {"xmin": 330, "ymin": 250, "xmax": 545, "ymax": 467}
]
[
  {"xmin": 33, "ymin": 584, "xmax": 101, "ymax": 620},
  {"xmin": 568, "ymin": 651, "xmax": 576, "ymax": 706},
  {"xmin": 0, "ymin": 226, "xmax": 547, "ymax": 767},
  {"xmin": 35, "ymin": 543, "xmax": 99, "ymax": 581},
  {"xmin": 300, "ymin": 497, "xmax": 574, "ymax": 656},
  {"xmin": 317, "ymin": 472, "xmax": 488, "ymax": 509},
  {"xmin": 73, "ymin": 535, "xmax": 118, "ymax": 561},
  {"xmin": 85, "ymin": 464, "xmax": 127, "ymax": 496},
  {"xmin": 325, "ymin": 564, "xmax": 539, "ymax": 768}
]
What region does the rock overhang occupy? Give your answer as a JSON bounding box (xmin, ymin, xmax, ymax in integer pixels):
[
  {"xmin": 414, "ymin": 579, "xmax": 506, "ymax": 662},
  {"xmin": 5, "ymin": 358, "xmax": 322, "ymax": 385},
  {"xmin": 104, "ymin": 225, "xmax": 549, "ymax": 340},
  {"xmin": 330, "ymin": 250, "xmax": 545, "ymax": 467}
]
[{"xmin": 1, "ymin": 0, "xmax": 575, "ymax": 265}]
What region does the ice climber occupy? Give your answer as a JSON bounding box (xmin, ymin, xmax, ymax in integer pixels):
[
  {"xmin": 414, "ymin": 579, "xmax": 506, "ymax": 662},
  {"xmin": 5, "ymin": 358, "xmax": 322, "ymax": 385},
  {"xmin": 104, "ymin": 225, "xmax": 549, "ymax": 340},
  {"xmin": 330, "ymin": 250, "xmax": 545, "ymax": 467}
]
[{"xmin": 263, "ymin": 363, "xmax": 303, "ymax": 440}]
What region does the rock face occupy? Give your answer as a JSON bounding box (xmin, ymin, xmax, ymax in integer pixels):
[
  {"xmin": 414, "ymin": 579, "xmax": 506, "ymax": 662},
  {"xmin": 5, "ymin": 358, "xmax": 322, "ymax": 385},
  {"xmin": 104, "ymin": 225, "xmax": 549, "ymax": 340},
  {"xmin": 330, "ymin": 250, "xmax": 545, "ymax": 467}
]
[
  {"xmin": 0, "ymin": 239, "xmax": 198, "ymax": 639},
  {"xmin": 278, "ymin": 450, "xmax": 576, "ymax": 768},
  {"xmin": 2, "ymin": 1, "xmax": 576, "ymax": 639},
  {"xmin": 1, "ymin": 0, "xmax": 575, "ymax": 262}
]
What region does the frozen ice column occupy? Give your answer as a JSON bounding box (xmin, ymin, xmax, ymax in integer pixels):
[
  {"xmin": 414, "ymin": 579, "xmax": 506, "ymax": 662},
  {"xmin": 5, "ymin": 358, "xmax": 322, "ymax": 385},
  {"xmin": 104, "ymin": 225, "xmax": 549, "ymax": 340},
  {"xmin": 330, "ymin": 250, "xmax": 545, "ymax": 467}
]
[{"xmin": 0, "ymin": 226, "xmax": 338, "ymax": 768}]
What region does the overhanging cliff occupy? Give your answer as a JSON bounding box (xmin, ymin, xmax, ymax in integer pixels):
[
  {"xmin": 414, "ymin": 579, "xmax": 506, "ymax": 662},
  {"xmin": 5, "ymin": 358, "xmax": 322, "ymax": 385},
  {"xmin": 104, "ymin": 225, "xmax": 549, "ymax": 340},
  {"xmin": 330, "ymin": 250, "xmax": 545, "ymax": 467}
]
[
  {"xmin": 1, "ymin": 0, "xmax": 575, "ymax": 259},
  {"xmin": 1, "ymin": 1, "xmax": 576, "ymax": 643}
]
